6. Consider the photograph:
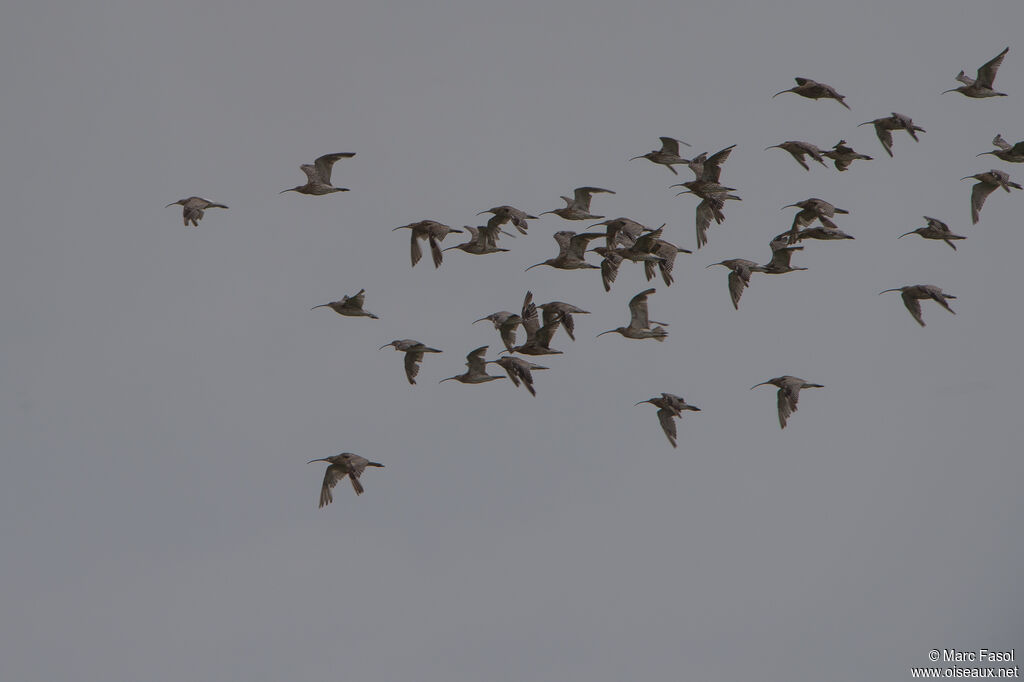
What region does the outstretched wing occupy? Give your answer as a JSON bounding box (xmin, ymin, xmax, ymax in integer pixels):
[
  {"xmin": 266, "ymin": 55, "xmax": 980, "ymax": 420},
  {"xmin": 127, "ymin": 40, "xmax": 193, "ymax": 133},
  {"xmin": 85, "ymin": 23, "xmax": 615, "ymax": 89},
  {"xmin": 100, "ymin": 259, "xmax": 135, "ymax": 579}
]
[
  {"xmin": 901, "ymin": 291, "xmax": 925, "ymax": 327},
  {"xmin": 656, "ymin": 407, "xmax": 678, "ymax": 448},
  {"xmin": 628, "ymin": 288, "xmax": 656, "ymax": 329},
  {"xmin": 314, "ymin": 152, "xmax": 355, "ymax": 184},
  {"xmin": 976, "ymin": 47, "xmax": 1009, "ymax": 88}
]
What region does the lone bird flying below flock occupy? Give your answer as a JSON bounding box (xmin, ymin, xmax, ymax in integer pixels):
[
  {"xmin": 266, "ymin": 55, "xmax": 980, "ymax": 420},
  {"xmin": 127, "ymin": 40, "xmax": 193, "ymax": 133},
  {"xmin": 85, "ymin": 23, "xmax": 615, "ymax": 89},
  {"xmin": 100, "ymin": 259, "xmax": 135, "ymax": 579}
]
[
  {"xmin": 308, "ymin": 453, "xmax": 384, "ymax": 506},
  {"xmin": 393, "ymin": 220, "xmax": 463, "ymax": 268},
  {"xmin": 859, "ymin": 113, "xmax": 925, "ymax": 158},
  {"xmin": 751, "ymin": 376, "xmax": 824, "ymax": 430},
  {"xmin": 961, "ymin": 169, "xmax": 1023, "ymax": 224},
  {"xmin": 943, "ymin": 47, "xmax": 1009, "ymax": 98},
  {"xmin": 898, "ymin": 217, "xmax": 966, "ymax": 250},
  {"xmin": 378, "ymin": 339, "xmax": 442, "ymax": 385},
  {"xmin": 596, "ymin": 288, "xmax": 669, "ymax": 341},
  {"xmin": 635, "ymin": 393, "xmax": 701, "ymax": 448},
  {"xmin": 477, "ymin": 205, "xmax": 538, "ymax": 235},
  {"xmin": 822, "ymin": 140, "xmax": 873, "ymax": 171},
  {"xmin": 525, "ymin": 230, "xmax": 602, "ymax": 271},
  {"xmin": 165, "ymin": 196, "xmax": 228, "ymax": 227},
  {"xmin": 630, "ymin": 136, "xmax": 692, "ymax": 174},
  {"xmin": 879, "ymin": 285, "xmax": 956, "ymax": 327},
  {"xmin": 978, "ymin": 134, "xmax": 1024, "ymax": 163},
  {"xmin": 311, "ymin": 289, "xmax": 379, "ymax": 319},
  {"xmin": 280, "ymin": 152, "xmax": 355, "ymax": 195},
  {"xmin": 764, "ymin": 140, "xmax": 827, "ymax": 171},
  {"xmin": 541, "ymin": 186, "xmax": 615, "ymax": 221},
  {"xmin": 773, "ymin": 77, "xmax": 850, "ymax": 109},
  {"xmin": 487, "ymin": 357, "xmax": 548, "ymax": 397},
  {"xmin": 439, "ymin": 346, "xmax": 505, "ymax": 384}
]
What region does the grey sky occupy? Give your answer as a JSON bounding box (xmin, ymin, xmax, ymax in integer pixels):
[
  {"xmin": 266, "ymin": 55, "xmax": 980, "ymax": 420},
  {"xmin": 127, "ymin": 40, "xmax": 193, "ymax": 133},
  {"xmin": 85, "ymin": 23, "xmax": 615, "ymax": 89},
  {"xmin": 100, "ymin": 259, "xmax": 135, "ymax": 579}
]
[{"xmin": 2, "ymin": 1, "xmax": 1022, "ymax": 680}]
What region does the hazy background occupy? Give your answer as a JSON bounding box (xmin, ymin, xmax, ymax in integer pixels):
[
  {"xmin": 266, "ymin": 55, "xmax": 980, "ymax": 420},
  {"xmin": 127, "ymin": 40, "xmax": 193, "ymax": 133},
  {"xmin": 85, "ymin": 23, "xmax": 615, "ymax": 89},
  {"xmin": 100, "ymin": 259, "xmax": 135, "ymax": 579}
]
[{"xmin": 2, "ymin": 1, "xmax": 1022, "ymax": 680}]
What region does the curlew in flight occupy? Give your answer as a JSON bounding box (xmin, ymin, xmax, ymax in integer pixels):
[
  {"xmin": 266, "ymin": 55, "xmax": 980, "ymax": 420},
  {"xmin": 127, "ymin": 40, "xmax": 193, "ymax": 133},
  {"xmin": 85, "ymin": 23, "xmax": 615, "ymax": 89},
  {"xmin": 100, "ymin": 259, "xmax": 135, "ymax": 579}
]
[
  {"xmin": 596, "ymin": 288, "xmax": 669, "ymax": 341},
  {"xmin": 859, "ymin": 113, "xmax": 925, "ymax": 158},
  {"xmin": 978, "ymin": 134, "xmax": 1024, "ymax": 163},
  {"xmin": 879, "ymin": 285, "xmax": 956, "ymax": 327},
  {"xmin": 635, "ymin": 393, "xmax": 701, "ymax": 448},
  {"xmin": 308, "ymin": 453, "xmax": 384, "ymax": 506},
  {"xmin": 280, "ymin": 153, "xmax": 355, "ymax": 195},
  {"xmin": 773, "ymin": 77, "xmax": 850, "ymax": 109},
  {"xmin": 765, "ymin": 141, "xmax": 827, "ymax": 171},
  {"xmin": 751, "ymin": 376, "xmax": 824, "ymax": 429},
  {"xmin": 379, "ymin": 340, "xmax": 442, "ymax": 385},
  {"xmin": 439, "ymin": 346, "xmax": 505, "ymax": 384},
  {"xmin": 898, "ymin": 217, "xmax": 965, "ymax": 250},
  {"xmin": 311, "ymin": 289, "xmax": 379, "ymax": 319},
  {"xmin": 961, "ymin": 169, "xmax": 1022, "ymax": 224},
  {"xmin": 393, "ymin": 220, "xmax": 463, "ymax": 268},
  {"xmin": 630, "ymin": 136, "xmax": 692, "ymax": 174},
  {"xmin": 165, "ymin": 196, "xmax": 228, "ymax": 227},
  {"xmin": 478, "ymin": 205, "xmax": 538, "ymax": 235},
  {"xmin": 943, "ymin": 47, "xmax": 1009, "ymax": 98},
  {"xmin": 541, "ymin": 187, "xmax": 615, "ymax": 221}
]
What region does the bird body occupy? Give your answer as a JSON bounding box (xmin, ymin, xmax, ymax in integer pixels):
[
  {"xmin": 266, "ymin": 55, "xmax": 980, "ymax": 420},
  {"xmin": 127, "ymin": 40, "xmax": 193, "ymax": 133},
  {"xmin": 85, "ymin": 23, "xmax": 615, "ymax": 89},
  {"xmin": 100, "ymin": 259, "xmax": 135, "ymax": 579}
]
[
  {"xmin": 488, "ymin": 357, "xmax": 548, "ymax": 396},
  {"xmin": 379, "ymin": 340, "xmax": 442, "ymax": 385},
  {"xmin": 507, "ymin": 291, "xmax": 563, "ymax": 355},
  {"xmin": 765, "ymin": 141, "xmax": 827, "ymax": 171},
  {"xmin": 879, "ymin": 285, "xmax": 956, "ymax": 327},
  {"xmin": 308, "ymin": 453, "xmax": 384, "ymax": 505},
  {"xmin": 439, "ymin": 346, "xmax": 505, "ymax": 384},
  {"xmin": 961, "ymin": 169, "xmax": 1022, "ymax": 224},
  {"xmin": 393, "ymin": 220, "xmax": 463, "ymax": 267},
  {"xmin": 943, "ymin": 47, "xmax": 1009, "ymax": 98},
  {"xmin": 165, "ymin": 196, "xmax": 228, "ymax": 226},
  {"xmin": 635, "ymin": 393, "xmax": 701, "ymax": 447},
  {"xmin": 706, "ymin": 258, "xmax": 761, "ymax": 310},
  {"xmin": 281, "ymin": 153, "xmax": 355, "ymax": 195},
  {"xmin": 443, "ymin": 225, "xmax": 512, "ymax": 256},
  {"xmin": 773, "ymin": 77, "xmax": 850, "ymax": 109},
  {"xmin": 859, "ymin": 113, "xmax": 925, "ymax": 157},
  {"xmin": 541, "ymin": 186, "xmax": 615, "ymax": 220},
  {"xmin": 978, "ymin": 134, "xmax": 1024, "ymax": 163},
  {"xmin": 898, "ymin": 217, "xmax": 965, "ymax": 250},
  {"xmin": 751, "ymin": 376, "xmax": 823, "ymax": 429},
  {"xmin": 630, "ymin": 136, "xmax": 692, "ymax": 174},
  {"xmin": 478, "ymin": 205, "xmax": 538, "ymax": 235},
  {"xmin": 311, "ymin": 289, "xmax": 379, "ymax": 319},
  {"xmin": 525, "ymin": 230, "xmax": 602, "ymax": 271},
  {"xmin": 596, "ymin": 288, "xmax": 669, "ymax": 341},
  {"xmin": 822, "ymin": 140, "xmax": 873, "ymax": 171}
]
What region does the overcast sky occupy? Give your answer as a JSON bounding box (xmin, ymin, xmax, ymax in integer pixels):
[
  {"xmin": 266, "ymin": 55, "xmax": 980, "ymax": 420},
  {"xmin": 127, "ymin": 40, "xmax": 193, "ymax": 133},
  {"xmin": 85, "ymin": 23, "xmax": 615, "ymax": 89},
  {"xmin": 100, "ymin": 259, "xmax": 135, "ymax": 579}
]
[{"xmin": 2, "ymin": 1, "xmax": 1022, "ymax": 680}]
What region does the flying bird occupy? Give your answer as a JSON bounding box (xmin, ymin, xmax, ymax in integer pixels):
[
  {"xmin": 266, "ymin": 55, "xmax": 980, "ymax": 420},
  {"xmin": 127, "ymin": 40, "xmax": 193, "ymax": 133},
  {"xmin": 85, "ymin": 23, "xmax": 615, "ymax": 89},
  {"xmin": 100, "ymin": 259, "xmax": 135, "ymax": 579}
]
[
  {"xmin": 378, "ymin": 340, "xmax": 442, "ymax": 385},
  {"xmin": 537, "ymin": 301, "xmax": 590, "ymax": 341},
  {"xmin": 898, "ymin": 217, "xmax": 965, "ymax": 250},
  {"xmin": 879, "ymin": 285, "xmax": 957, "ymax": 327},
  {"xmin": 473, "ymin": 311, "xmax": 522, "ymax": 352},
  {"xmin": 764, "ymin": 141, "xmax": 828, "ymax": 171},
  {"xmin": 308, "ymin": 453, "xmax": 384, "ymax": 506},
  {"xmin": 751, "ymin": 376, "xmax": 824, "ymax": 429},
  {"xmin": 978, "ymin": 134, "xmax": 1024, "ymax": 163},
  {"xmin": 439, "ymin": 346, "xmax": 505, "ymax": 384},
  {"xmin": 280, "ymin": 153, "xmax": 355, "ymax": 195},
  {"xmin": 635, "ymin": 393, "xmax": 701, "ymax": 448},
  {"xmin": 706, "ymin": 258, "xmax": 760, "ymax": 310},
  {"xmin": 487, "ymin": 357, "xmax": 548, "ymax": 396},
  {"xmin": 630, "ymin": 136, "xmax": 692, "ymax": 174},
  {"xmin": 393, "ymin": 220, "xmax": 463, "ymax": 268},
  {"xmin": 943, "ymin": 47, "xmax": 1009, "ymax": 98},
  {"xmin": 961, "ymin": 169, "xmax": 1022, "ymax": 224},
  {"xmin": 822, "ymin": 140, "xmax": 873, "ymax": 171},
  {"xmin": 505, "ymin": 291, "xmax": 564, "ymax": 355},
  {"xmin": 443, "ymin": 225, "xmax": 512, "ymax": 256},
  {"xmin": 478, "ymin": 205, "xmax": 538, "ymax": 235},
  {"xmin": 596, "ymin": 288, "xmax": 669, "ymax": 341},
  {"xmin": 525, "ymin": 230, "xmax": 602, "ymax": 271},
  {"xmin": 165, "ymin": 196, "xmax": 228, "ymax": 227},
  {"xmin": 541, "ymin": 187, "xmax": 615, "ymax": 221},
  {"xmin": 311, "ymin": 289, "xmax": 379, "ymax": 319},
  {"xmin": 859, "ymin": 113, "xmax": 925, "ymax": 157},
  {"xmin": 773, "ymin": 77, "xmax": 850, "ymax": 109}
]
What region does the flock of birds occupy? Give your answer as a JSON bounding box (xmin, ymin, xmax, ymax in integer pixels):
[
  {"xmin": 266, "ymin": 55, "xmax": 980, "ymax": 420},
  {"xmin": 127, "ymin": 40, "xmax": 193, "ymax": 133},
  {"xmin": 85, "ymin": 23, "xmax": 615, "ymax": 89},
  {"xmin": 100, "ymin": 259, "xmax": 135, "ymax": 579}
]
[{"xmin": 167, "ymin": 47, "xmax": 1018, "ymax": 507}]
